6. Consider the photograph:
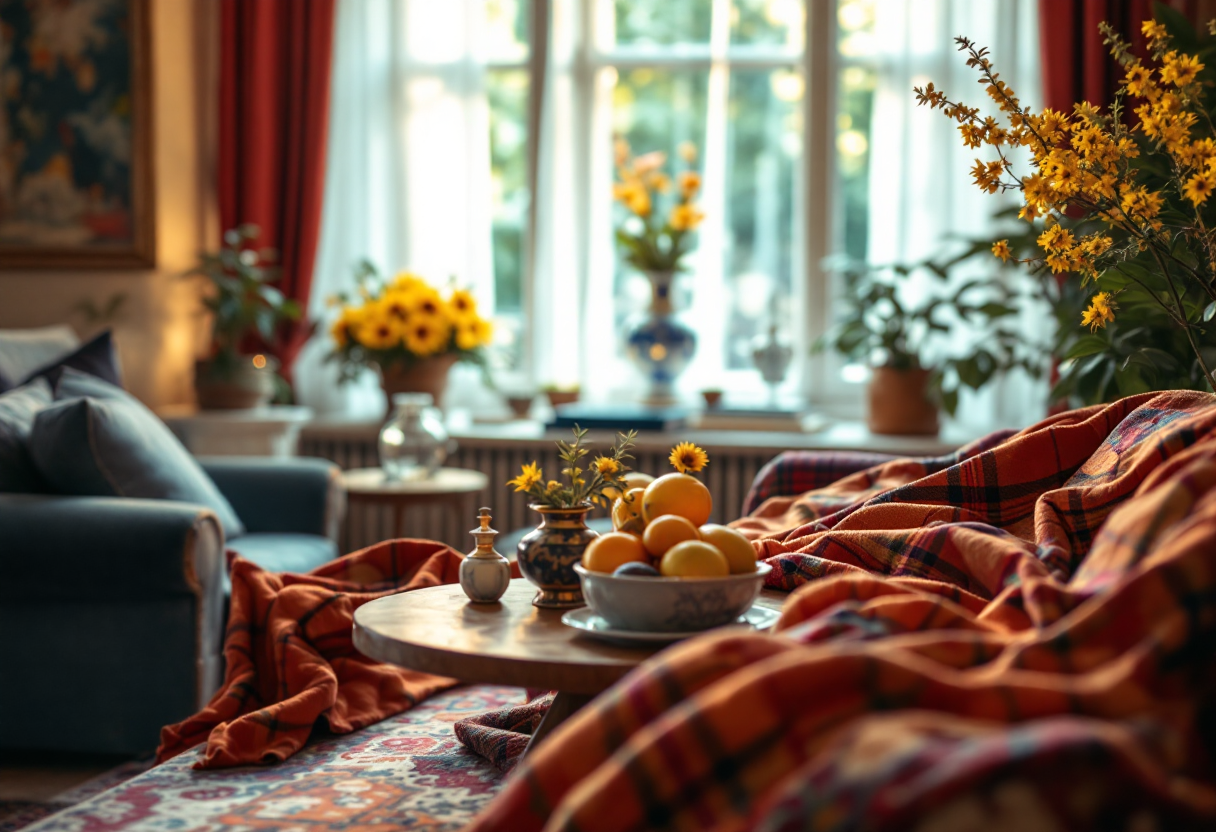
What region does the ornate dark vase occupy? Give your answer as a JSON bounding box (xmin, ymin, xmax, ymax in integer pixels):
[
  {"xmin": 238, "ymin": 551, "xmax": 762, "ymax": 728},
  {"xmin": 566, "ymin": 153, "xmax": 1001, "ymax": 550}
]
[
  {"xmin": 625, "ymin": 270, "xmax": 697, "ymax": 406},
  {"xmin": 516, "ymin": 503, "xmax": 599, "ymax": 608}
]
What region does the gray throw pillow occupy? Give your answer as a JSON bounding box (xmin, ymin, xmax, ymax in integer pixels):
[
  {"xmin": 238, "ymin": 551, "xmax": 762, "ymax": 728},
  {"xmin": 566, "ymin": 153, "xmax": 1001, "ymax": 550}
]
[
  {"xmin": 29, "ymin": 383, "xmax": 246, "ymax": 538},
  {"xmin": 0, "ymin": 377, "xmax": 53, "ymax": 492}
]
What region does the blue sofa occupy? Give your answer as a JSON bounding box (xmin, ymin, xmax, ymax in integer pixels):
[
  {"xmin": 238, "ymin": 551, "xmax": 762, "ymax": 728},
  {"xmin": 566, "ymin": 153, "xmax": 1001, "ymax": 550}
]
[{"xmin": 0, "ymin": 456, "xmax": 345, "ymax": 756}]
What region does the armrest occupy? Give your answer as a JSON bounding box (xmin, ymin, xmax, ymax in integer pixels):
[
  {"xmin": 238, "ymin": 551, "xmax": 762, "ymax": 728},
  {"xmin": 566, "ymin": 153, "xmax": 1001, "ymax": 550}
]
[
  {"xmin": 199, "ymin": 456, "xmax": 345, "ymax": 540},
  {"xmin": 0, "ymin": 494, "xmax": 224, "ymax": 603},
  {"xmin": 741, "ymin": 451, "xmax": 900, "ymax": 517}
]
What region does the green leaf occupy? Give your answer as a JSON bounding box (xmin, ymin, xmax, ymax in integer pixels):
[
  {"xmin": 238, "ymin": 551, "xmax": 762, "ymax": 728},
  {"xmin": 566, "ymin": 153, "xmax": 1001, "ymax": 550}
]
[
  {"xmin": 1064, "ymin": 335, "xmax": 1109, "ymax": 360},
  {"xmin": 940, "ymin": 386, "xmax": 959, "ymax": 417}
]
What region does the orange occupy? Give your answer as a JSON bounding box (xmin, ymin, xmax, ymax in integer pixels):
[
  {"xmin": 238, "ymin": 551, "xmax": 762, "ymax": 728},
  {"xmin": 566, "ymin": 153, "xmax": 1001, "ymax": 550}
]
[
  {"xmin": 611, "ymin": 487, "xmax": 647, "ymax": 535},
  {"xmin": 582, "ymin": 532, "xmax": 648, "ymax": 574},
  {"xmin": 602, "ymin": 471, "xmax": 655, "ymax": 502},
  {"xmin": 642, "ymin": 514, "xmax": 700, "ymax": 558},
  {"xmin": 642, "ymin": 473, "xmax": 713, "ymax": 527},
  {"xmin": 659, "ymin": 540, "xmax": 729, "ymax": 578},
  {"xmin": 699, "ymin": 524, "xmax": 757, "ymax": 573}
]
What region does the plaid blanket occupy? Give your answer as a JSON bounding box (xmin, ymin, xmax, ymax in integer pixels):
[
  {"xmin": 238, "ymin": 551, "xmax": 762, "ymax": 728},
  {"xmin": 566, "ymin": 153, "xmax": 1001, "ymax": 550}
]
[
  {"xmin": 467, "ymin": 391, "xmax": 1216, "ymax": 831},
  {"xmin": 157, "ymin": 539, "xmax": 465, "ymax": 768}
]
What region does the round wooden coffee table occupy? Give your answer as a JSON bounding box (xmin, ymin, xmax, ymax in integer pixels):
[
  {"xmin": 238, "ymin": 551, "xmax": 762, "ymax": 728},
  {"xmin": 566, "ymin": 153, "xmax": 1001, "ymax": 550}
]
[
  {"xmin": 339, "ymin": 467, "xmax": 488, "ymax": 538},
  {"xmin": 354, "ymin": 578, "xmax": 785, "ymax": 753}
]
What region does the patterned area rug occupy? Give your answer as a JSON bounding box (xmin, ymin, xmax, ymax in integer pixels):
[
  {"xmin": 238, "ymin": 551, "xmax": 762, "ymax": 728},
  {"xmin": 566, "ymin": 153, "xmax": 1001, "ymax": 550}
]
[
  {"xmin": 22, "ymin": 685, "xmax": 521, "ymax": 831},
  {"xmin": 0, "ymin": 761, "xmax": 151, "ymax": 832}
]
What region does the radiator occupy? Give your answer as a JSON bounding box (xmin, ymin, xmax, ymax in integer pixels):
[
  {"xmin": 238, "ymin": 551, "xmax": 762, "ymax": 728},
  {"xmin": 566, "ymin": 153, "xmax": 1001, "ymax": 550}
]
[{"xmin": 300, "ymin": 425, "xmax": 781, "ymax": 553}]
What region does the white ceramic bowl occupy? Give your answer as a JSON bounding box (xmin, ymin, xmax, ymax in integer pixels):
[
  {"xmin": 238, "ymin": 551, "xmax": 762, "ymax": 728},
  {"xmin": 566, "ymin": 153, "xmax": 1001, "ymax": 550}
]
[{"xmin": 574, "ymin": 562, "xmax": 773, "ymax": 633}]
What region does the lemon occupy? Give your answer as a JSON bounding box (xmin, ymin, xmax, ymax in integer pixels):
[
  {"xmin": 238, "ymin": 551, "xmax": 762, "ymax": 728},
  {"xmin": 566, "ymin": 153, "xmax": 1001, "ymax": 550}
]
[
  {"xmin": 602, "ymin": 471, "xmax": 655, "ymax": 502},
  {"xmin": 698, "ymin": 524, "xmax": 757, "ymax": 573},
  {"xmin": 611, "ymin": 487, "xmax": 647, "ymax": 535},
  {"xmin": 659, "ymin": 540, "xmax": 729, "ymax": 578},
  {"xmin": 582, "ymin": 532, "xmax": 648, "ymax": 574},
  {"xmin": 642, "ymin": 473, "xmax": 713, "ymax": 527},
  {"xmin": 642, "ymin": 514, "xmax": 700, "ymax": 558}
]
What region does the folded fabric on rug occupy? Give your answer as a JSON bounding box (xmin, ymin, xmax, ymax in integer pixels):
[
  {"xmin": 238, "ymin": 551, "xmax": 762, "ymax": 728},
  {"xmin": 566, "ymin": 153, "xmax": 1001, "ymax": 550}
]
[
  {"xmin": 157, "ymin": 538, "xmax": 465, "ymax": 769},
  {"xmin": 454, "ymin": 692, "xmax": 555, "ymax": 772},
  {"xmin": 467, "ymin": 391, "xmax": 1216, "ymax": 831}
]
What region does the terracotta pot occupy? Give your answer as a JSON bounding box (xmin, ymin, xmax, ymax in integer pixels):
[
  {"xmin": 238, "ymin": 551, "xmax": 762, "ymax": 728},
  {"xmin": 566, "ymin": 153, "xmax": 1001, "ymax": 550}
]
[
  {"xmin": 867, "ymin": 366, "xmax": 940, "ymax": 436},
  {"xmin": 545, "ymin": 389, "xmax": 580, "ymax": 408},
  {"xmin": 379, "ymin": 354, "xmax": 458, "ymax": 414},
  {"xmin": 195, "ymin": 356, "xmax": 277, "ymax": 410}
]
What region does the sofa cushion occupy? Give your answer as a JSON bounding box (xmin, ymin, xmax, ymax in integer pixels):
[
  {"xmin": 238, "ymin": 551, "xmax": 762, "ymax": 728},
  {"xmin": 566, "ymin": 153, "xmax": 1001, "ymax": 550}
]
[
  {"xmin": 0, "ymin": 325, "xmax": 79, "ymax": 391},
  {"xmin": 0, "ymin": 377, "xmax": 53, "ymax": 492},
  {"xmin": 28, "ymin": 384, "xmax": 245, "ymax": 538},
  {"xmin": 225, "ymin": 532, "xmax": 338, "ymax": 575},
  {"xmin": 21, "ymin": 330, "xmax": 123, "ymax": 389}
]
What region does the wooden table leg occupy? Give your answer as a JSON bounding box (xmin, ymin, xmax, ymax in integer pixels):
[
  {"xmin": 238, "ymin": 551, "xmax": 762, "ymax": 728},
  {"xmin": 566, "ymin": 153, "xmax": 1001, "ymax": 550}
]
[{"xmin": 522, "ymin": 691, "xmax": 593, "ymax": 757}]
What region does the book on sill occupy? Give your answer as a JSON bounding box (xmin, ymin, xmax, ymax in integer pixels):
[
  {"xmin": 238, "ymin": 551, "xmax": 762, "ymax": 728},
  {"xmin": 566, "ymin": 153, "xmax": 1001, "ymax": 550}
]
[
  {"xmin": 693, "ymin": 408, "xmax": 828, "ymax": 433},
  {"xmin": 547, "ymin": 403, "xmax": 690, "ymax": 432}
]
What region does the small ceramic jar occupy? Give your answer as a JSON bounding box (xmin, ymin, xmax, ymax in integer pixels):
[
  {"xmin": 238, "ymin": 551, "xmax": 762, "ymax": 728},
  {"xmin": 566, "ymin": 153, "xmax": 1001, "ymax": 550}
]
[{"xmin": 460, "ymin": 507, "xmax": 511, "ymax": 603}]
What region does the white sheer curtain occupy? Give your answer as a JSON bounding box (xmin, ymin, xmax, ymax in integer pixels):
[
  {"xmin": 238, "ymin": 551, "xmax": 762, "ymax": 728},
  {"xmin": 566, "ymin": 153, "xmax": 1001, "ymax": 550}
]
[
  {"xmin": 296, "ymin": 0, "xmax": 495, "ymax": 416},
  {"xmin": 865, "ymin": 0, "xmax": 1045, "ymax": 429}
]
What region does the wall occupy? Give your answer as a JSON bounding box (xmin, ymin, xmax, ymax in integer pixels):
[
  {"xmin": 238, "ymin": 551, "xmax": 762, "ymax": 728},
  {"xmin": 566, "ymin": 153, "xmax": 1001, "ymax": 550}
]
[{"xmin": 0, "ymin": 0, "xmax": 216, "ymax": 409}]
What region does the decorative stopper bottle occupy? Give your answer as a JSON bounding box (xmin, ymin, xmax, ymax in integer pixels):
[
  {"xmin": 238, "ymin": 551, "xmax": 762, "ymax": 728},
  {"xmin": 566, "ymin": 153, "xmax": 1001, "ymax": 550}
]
[{"xmin": 460, "ymin": 507, "xmax": 512, "ymax": 603}]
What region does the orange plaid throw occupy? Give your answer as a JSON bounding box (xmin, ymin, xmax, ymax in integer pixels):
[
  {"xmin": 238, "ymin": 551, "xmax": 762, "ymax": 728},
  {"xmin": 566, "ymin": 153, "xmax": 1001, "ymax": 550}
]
[
  {"xmin": 468, "ymin": 391, "xmax": 1216, "ymax": 831},
  {"xmin": 156, "ymin": 538, "xmax": 463, "ymax": 768}
]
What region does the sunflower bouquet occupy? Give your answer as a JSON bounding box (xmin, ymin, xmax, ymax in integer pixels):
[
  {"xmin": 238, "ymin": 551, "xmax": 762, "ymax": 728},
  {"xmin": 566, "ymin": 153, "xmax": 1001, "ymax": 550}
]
[
  {"xmin": 613, "ymin": 139, "xmax": 705, "ymax": 272},
  {"xmin": 916, "ymin": 12, "xmax": 1216, "ymax": 395},
  {"xmin": 326, "ymin": 260, "xmax": 493, "ymax": 383}
]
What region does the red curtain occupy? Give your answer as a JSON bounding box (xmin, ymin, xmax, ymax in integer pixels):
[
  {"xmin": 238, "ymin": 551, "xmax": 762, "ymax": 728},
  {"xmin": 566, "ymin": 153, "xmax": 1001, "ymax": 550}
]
[{"xmin": 219, "ymin": 0, "xmax": 337, "ymax": 381}]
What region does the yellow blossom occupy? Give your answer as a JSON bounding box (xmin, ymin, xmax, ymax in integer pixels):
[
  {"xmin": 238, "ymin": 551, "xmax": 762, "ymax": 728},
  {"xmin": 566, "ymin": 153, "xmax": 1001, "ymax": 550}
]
[
  {"xmin": 448, "ymin": 288, "xmax": 478, "ymax": 320},
  {"xmin": 1142, "ymin": 20, "xmax": 1168, "ymax": 45},
  {"xmin": 669, "ymin": 442, "xmax": 708, "ymax": 474},
  {"xmin": 1124, "ymin": 63, "xmax": 1155, "ymax": 97},
  {"xmin": 633, "ymin": 151, "xmax": 666, "ymax": 174},
  {"xmin": 593, "ymin": 456, "xmax": 620, "ymax": 476},
  {"xmin": 991, "ymin": 240, "xmax": 1012, "ymax": 262},
  {"xmin": 355, "ymin": 312, "xmax": 400, "ymax": 351},
  {"xmin": 1081, "ymin": 291, "xmax": 1117, "ymax": 331},
  {"xmin": 678, "ymin": 141, "xmax": 698, "ymax": 162},
  {"xmin": 669, "ymin": 203, "xmax": 705, "ymax": 231},
  {"xmin": 455, "ymin": 317, "xmax": 492, "ymax": 351},
  {"xmin": 509, "ymin": 462, "xmax": 543, "ymax": 493},
  {"xmin": 403, "ymin": 317, "xmax": 451, "ymax": 355},
  {"xmin": 627, "ymin": 189, "xmax": 652, "ymax": 217},
  {"xmin": 1160, "ymin": 51, "xmax": 1202, "ymax": 86},
  {"xmin": 1184, "ymin": 171, "xmax": 1216, "ymax": 206},
  {"xmin": 678, "ymin": 171, "xmax": 701, "ymax": 196}
]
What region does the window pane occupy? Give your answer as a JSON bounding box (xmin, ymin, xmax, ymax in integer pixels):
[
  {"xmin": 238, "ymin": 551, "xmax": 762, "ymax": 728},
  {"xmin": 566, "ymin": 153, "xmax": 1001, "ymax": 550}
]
[
  {"xmin": 485, "ymin": 0, "xmax": 530, "ymax": 62},
  {"xmin": 723, "ymin": 68, "xmax": 802, "ymax": 370},
  {"xmin": 608, "ymin": 0, "xmax": 713, "ymax": 48},
  {"xmin": 730, "ymin": 0, "xmax": 804, "ymax": 48},
  {"xmin": 835, "ymin": 0, "xmax": 876, "ymax": 260},
  {"xmin": 487, "ymin": 67, "xmax": 529, "ymax": 370},
  {"xmin": 610, "ymin": 68, "xmax": 709, "ymax": 332}
]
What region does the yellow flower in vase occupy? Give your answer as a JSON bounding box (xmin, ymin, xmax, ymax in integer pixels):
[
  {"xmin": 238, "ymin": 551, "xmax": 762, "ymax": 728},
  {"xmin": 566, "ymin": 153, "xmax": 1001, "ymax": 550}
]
[
  {"xmin": 448, "ymin": 288, "xmax": 480, "ymax": 321},
  {"xmin": 404, "ymin": 315, "xmax": 452, "ymax": 356},
  {"xmin": 408, "ymin": 286, "xmax": 447, "ymax": 320},
  {"xmin": 356, "ymin": 309, "xmax": 401, "ymax": 351},
  {"xmin": 669, "ymin": 203, "xmax": 705, "ymax": 231},
  {"xmin": 455, "ymin": 317, "xmax": 493, "ymax": 351}
]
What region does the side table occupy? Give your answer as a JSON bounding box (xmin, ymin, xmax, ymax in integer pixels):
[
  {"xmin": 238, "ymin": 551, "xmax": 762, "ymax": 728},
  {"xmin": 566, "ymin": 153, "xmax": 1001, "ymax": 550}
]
[
  {"xmin": 339, "ymin": 467, "xmax": 489, "ymax": 540},
  {"xmin": 354, "ymin": 579, "xmax": 786, "ymax": 754},
  {"xmin": 159, "ymin": 405, "xmax": 313, "ymax": 457}
]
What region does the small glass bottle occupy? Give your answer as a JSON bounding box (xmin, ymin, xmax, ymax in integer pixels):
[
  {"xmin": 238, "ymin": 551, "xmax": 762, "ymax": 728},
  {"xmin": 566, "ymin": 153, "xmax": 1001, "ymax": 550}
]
[
  {"xmin": 460, "ymin": 507, "xmax": 512, "ymax": 603},
  {"xmin": 378, "ymin": 393, "xmax": 450, "ymax": 481}
]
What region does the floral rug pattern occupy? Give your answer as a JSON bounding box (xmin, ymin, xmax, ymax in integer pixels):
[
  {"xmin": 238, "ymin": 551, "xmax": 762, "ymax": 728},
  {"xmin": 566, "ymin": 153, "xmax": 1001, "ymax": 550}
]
[{"xmin": 26, "ymin": 686, "xmax": 520, "ymax": 832}]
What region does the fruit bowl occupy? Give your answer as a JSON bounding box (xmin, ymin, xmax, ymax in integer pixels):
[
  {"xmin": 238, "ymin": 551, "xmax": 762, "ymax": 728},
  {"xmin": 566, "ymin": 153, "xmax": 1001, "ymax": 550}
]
[{"xmin": 573, "ymin": 562, "xmax": 772, "ymax": 633}]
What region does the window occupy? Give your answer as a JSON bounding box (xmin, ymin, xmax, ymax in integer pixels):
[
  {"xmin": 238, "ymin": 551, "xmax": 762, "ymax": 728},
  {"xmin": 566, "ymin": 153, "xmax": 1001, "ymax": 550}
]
[{"xmin": 315, "ymin": 0, "xmax": 1039, "ymax": 418}]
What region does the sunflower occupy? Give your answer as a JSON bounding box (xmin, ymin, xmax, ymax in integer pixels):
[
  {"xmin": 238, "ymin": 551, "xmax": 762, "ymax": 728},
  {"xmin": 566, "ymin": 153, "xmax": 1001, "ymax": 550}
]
[
  {"xmin": 593, "ymin": 456, "xmax": 620, "ymax": 476},
  {"xmin": 669, "ymin": 442, "xmax": 708, "ymax": 474},
  {"xmin": 381, "ymin": 291, "xmax": 412, "ymax": 323},
  {"xmin": 508, "ymin": 461, "xmax": 543, "ymax": 492},
  {"xmin": 455, "ymin": 317, "xmax": 493, "ymax": 350},
  {"xmin": 448, "ymin": 289, "xmax": 479, "ymax": 320},
  {"xmin": 330, "ymin": 307, "xmax": 364, "ymax": 348},
  {"xmin": 392, "ymin": 271, "xmax": 428, "ymax": 293},
  {"xmin": 408, "ymin": 286, "xmax": 447, "ymax": 320},
  {"xmin": 355, "ymin": 311, "xmax": 400, "ymax": 351},
  {"xmin": 404, "ymin": 316, "xmax": 451, "ymax": 355},
  {"xmin": 991, "ymin": 239, "xmax": 1012, "ymax": 262}
]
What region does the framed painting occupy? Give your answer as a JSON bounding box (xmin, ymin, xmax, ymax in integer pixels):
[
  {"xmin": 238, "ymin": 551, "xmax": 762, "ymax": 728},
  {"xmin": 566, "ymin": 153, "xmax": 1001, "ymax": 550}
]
[{"xmin": 0, "ymin": 0, "xmax": 154, "ymax": 269}]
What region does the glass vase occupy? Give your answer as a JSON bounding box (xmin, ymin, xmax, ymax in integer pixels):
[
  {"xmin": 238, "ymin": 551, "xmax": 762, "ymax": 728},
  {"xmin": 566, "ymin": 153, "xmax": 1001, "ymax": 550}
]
[{"xmin": 378, "ymin": 393, "xmax": 450, "ymax": 481}]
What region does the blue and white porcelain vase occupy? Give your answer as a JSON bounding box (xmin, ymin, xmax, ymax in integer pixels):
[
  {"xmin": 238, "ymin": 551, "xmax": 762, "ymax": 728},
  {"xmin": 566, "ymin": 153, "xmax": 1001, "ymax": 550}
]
[
  {"xmin": 516, "ymin": 503, "xmax": 598, "ymax": 608},
  {"xmin": 625, "ymin": 270, "xmax": 697, "ymax": 406}
]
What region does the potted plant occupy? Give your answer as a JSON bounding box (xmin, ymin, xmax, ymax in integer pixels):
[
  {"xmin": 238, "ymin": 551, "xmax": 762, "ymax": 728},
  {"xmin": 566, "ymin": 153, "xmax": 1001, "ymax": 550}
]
[
  {"xmin": 917, "ymin": 10, "xmax": 1216, "ymax": 400},
  {"xmin": 613, "ymin": 139, "xmax": 705, "ymax": 405},
  {"xmin": 326, "ymin": 261, "xmax": 493, "ymax": 411},
  {"xmin": 188, "ymin": 225, "xmax": 301, "ymax": 409},
  {"xmin": 816, "ymin": 252, "xmax": 1044, "ymax": 434}
]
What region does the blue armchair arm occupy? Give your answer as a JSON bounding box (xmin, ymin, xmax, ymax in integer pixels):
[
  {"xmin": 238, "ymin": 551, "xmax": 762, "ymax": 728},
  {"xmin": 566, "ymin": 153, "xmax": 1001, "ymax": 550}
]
[
  {"xmin": 0, "ymin": 494, "xmax": 224, "ymax": 604},
  {"xmin": 199, "ymin": 456, "xmax": 344, "ymax": 539}
]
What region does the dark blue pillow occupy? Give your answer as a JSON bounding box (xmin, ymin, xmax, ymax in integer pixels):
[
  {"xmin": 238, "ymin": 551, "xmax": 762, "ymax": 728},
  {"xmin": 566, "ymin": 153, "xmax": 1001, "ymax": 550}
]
[
  {"xmin": 0, "ymin": 378, "xmax": 53, "ymax": 493},
  {"xmin": 29, "ymin": 377, "xmax": 246, "ymax": 538},
  {"xmin": 21, "ymin": 330, "xmax": 123, "ymax": 389}
]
